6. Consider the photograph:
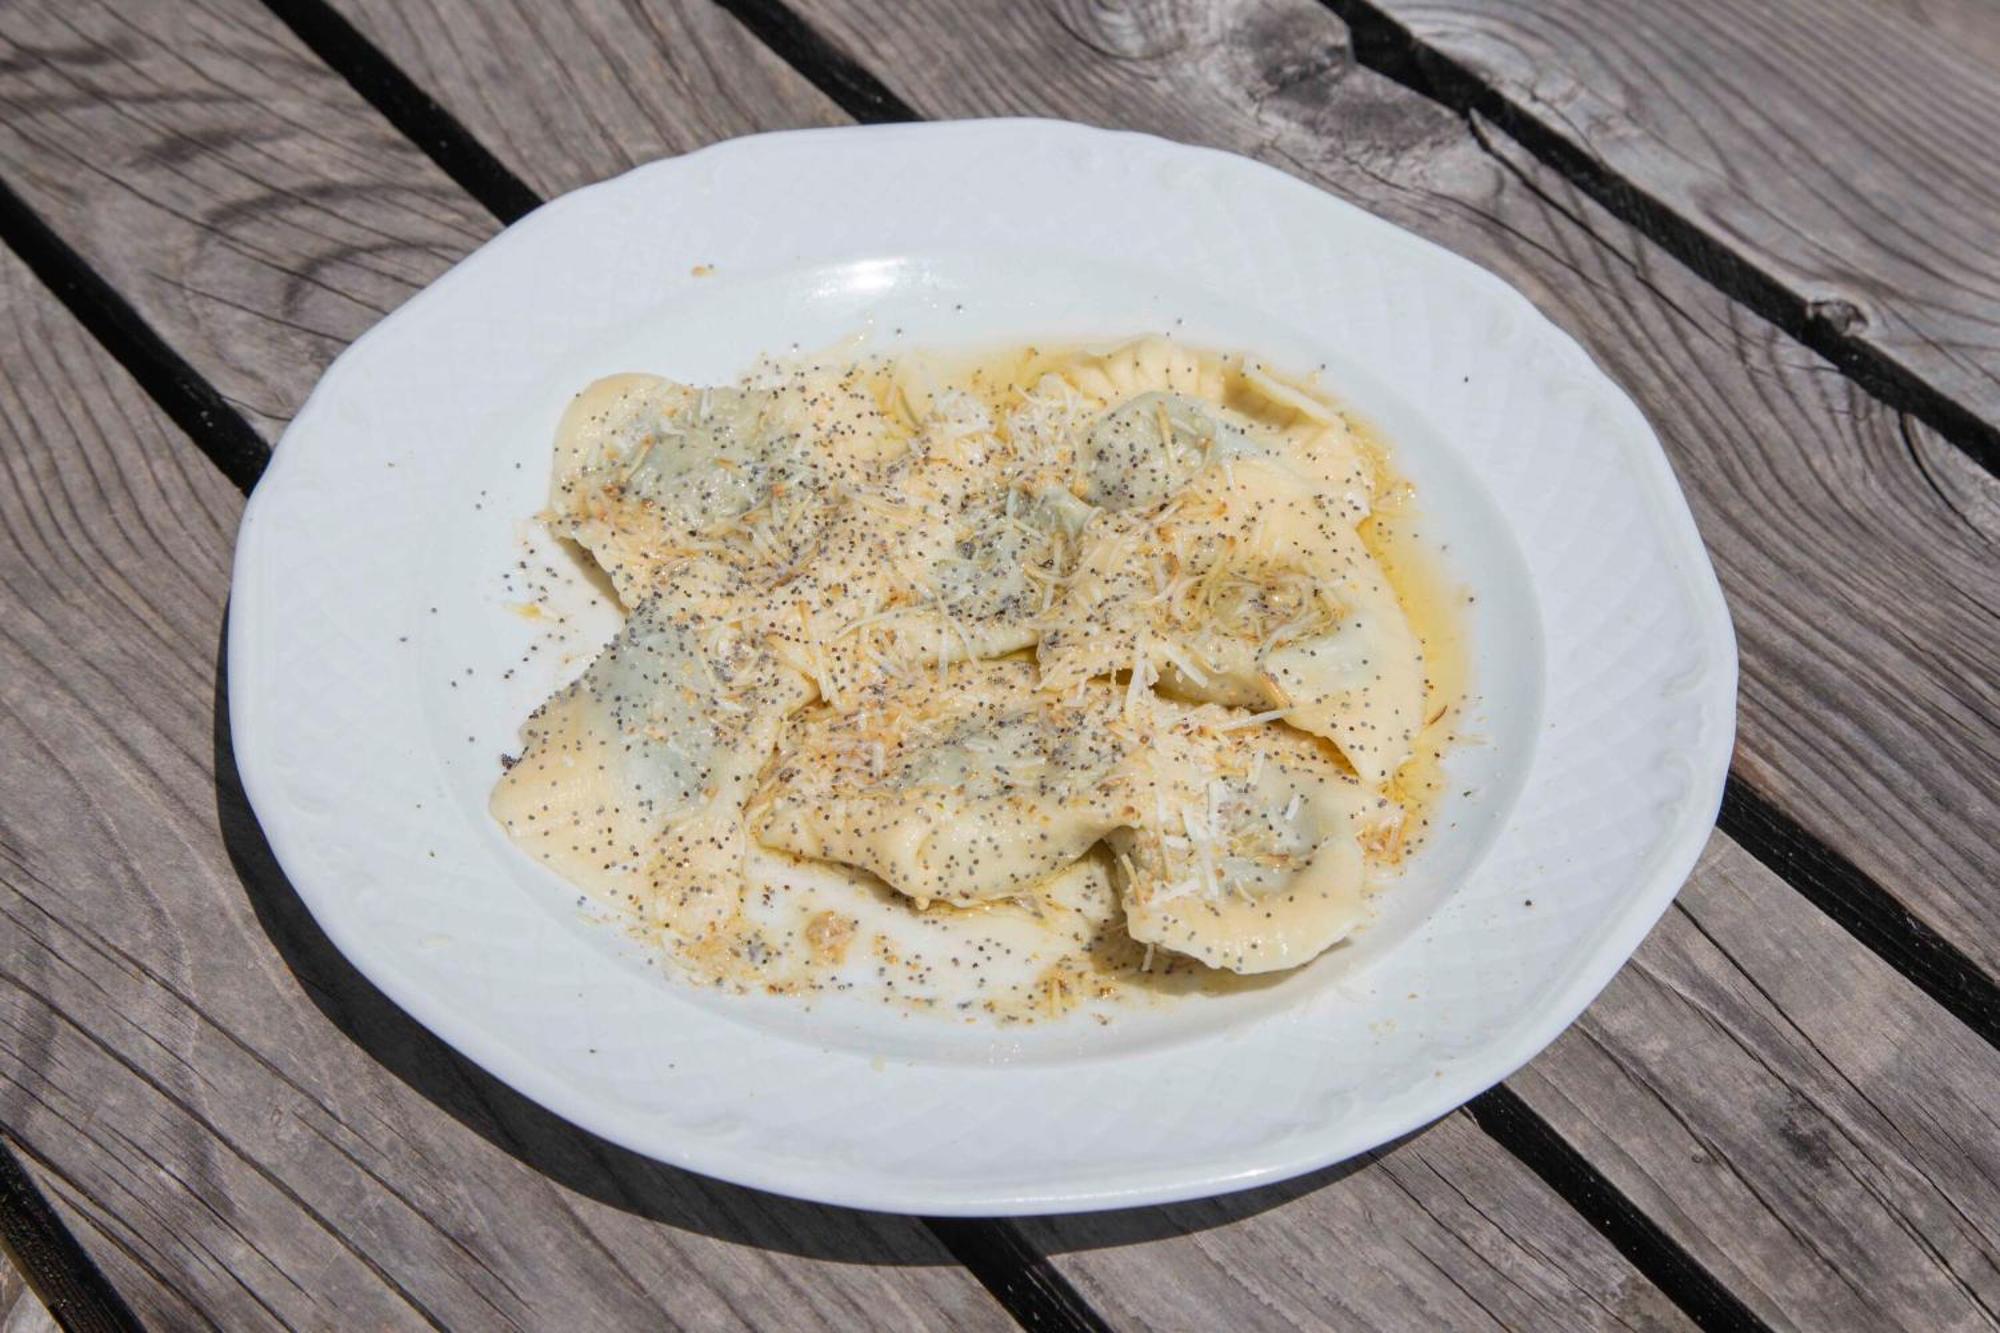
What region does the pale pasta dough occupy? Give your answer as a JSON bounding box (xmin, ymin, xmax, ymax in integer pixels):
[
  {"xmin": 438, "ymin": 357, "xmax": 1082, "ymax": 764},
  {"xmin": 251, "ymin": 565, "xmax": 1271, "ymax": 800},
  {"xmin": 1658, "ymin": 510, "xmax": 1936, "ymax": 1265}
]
[{"xmin": 495, "ymin": 336, "xmax": 1453, "ymax": 1004}]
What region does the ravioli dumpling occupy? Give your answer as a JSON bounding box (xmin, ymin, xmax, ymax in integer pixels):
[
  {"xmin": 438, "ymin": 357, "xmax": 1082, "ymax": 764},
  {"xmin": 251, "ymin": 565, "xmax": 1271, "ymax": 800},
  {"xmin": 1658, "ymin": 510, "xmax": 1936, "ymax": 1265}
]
[
  {"xmin": 492, "ymin": 584, "xmax": 811, "ymax": 940},
  {"xmin": 1228, "ymin": 363, "xmax": 1374, "ymax": 526},
  {"xmin": 1076, "ymin": 391, "xmax": 1245, "ymax": 511},
  {"xmin": 546, "ymin": 376, "xmax": 780, "ymax": 602},
  {"xmin": 748, "ymin": 660, "xmax": 1133, "ymax": 904},
  {"xmin": 1039, "ymin": 455, "xmax": 1425, "ymax": 784},
  {"xmin": 1053, "ymin": 337, "xmax": 1229, "ymax": 407},
  {"xmin": 754, "ymin": 450, "xmax": 1086, "ymax": 704},
  {"xmin": 1108, "ymin": 702, "xmax": 1387, "ymax": 974},
  {"xmin": 547, "ymin": 362, "xmax": 907, "ymax": 604}
]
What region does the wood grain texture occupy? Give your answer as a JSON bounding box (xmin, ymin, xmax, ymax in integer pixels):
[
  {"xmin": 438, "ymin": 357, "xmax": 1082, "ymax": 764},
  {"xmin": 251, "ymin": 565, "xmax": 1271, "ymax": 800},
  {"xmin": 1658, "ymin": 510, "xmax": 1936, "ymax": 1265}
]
[
  {"xmin": 0, "ymin": 0, "xmax": 838, "ymax": 442},
  {"xmin": 1881, "ymin": 0, "xmax": 2000, "ymax": 70},
  {"xmin": 0, "ymin": 1137, "xmax": 136, "ymax": 1333},
  {"xmin": 1523, "ymin": 838, "xmax": 2000, "ymax": 1329},
  {"xmin": 741, "ymin": 0, "xmax": 2000, "ymax": 1324},
  {"xmin": 1018, "ymin": 1112, "xmax": 1695, "ymax": 1331},
  {"xmin": 0, "ymin": 247, "xmax": 1008, "ymax": 1331},
  {"xmin": 1369, "ymin": 0, "xmax": 2000, "ymax": 447},
  {"xmin": 0, "ymin": 0, "xmax": 495, "ymax": 439},
  {"xmin": 326, "ymin": 0, "xmax": 844, "ymax": 199}
]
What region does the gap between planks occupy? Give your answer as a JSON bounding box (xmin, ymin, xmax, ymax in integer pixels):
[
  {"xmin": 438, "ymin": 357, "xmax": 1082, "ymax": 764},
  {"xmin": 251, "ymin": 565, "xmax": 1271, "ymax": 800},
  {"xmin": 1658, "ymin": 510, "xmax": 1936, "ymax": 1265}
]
[{"xmin": 1318, "ymin": 0, "xmax": 2000, "ymax": 480}]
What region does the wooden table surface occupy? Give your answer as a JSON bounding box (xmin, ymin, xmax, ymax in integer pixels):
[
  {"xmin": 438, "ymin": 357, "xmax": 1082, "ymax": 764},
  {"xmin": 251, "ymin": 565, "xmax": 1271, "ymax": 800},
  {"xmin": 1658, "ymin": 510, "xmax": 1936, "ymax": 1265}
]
[{"xmin": 0, "ymin": 0, "xmax": 1994, "ymax": 1328}]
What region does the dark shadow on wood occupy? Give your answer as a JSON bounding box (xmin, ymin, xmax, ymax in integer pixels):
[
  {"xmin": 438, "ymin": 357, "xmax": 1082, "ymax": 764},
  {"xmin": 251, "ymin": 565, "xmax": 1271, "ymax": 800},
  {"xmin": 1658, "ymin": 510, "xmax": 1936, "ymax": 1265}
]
[
  {"xmin": 1468, "ymin": 1088, "xmax": 1770, "ymax": 1332},
  {"xmin": 209, "ymin": 612, "xmax": 1387, "ymax": 1265},
  {"xmin": 0, "ymin": 175, "xmax": 269, "ymax": 490},
  {"xmin": 0, "ymin": 1136, "xmax": 141, "ymax": 1333},
  {"xmin": 708, "ymin": 0, "xmax": 917, "ymax": 124},
  {"xmin": 258, "ymin": 0, "xmax": 540, "ymax": 224}
]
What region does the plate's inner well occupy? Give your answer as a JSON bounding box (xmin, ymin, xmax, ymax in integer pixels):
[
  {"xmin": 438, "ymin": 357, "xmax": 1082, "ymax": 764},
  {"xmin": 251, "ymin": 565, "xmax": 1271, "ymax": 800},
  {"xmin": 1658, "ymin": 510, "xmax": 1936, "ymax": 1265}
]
[{"xmin": 426, "ymin": 253, "xmax": 1544, "ymax": 1064}]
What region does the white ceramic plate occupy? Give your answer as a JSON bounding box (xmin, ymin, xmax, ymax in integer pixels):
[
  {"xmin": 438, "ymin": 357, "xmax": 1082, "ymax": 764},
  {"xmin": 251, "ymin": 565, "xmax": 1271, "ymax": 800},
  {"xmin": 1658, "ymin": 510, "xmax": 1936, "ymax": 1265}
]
[{"xmin": 230, "ymin": 120, "xmax": 1736, "ymax": 1214}]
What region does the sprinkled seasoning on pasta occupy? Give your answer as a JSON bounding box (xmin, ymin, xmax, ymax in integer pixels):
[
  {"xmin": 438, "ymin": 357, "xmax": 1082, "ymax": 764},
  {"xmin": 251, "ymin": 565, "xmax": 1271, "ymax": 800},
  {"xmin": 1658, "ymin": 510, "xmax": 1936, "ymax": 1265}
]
[{"xmin": 492, "ymin": 337, "xmax": 1462, "ymax": 1020}]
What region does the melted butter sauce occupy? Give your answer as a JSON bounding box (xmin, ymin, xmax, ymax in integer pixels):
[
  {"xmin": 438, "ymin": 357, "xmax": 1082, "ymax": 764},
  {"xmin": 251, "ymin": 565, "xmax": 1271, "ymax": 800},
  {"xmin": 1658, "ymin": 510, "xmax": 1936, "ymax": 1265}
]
[
  {"xmin": 512, "ymin": 340, "xmax": 1465, "ymax": 1024},
  {"xmin": 1353, "ymin": 415, "xmax": 1469, "ymax": 869}
]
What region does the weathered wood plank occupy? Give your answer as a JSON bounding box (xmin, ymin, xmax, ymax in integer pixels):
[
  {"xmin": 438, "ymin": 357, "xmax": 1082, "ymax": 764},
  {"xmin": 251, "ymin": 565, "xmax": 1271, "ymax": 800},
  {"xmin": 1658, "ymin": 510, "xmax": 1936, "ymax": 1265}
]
[
  {"xmin": 1018, "ymin": 1111, "xmax": 1698, "ymax": 1331},
  {"xmin": 0, "ymin": 1, "xmax": 1695, "ymax": 1323},
  {"xmin": 1883, "ymin": 0, "xmax": 2000, "ymax": 70},
  {"xmin": 324, "ymin": 0, "xmax": 844, "ymax": 199},
  {"xmin": 0, "ymin": 1139, "xmax": 133, "ymax": 1333},
  {"xmin": 0, "ymin": 0, "xmax": 833, "ymax": 441},
  {"xmin": 1528, "ymin": 839, "xmax": 2000, "ymax": 1328},
  {"xmin": 0, "ymin": 0, "xmax": 493, "ymax": 439},
  {"xmin": 0, "ymin": 245, "xmax": 1010, "ymax": 1330},
  {"xmin": 1360, "ymin": 0, "xmax": 2000, "ymax": 458}
]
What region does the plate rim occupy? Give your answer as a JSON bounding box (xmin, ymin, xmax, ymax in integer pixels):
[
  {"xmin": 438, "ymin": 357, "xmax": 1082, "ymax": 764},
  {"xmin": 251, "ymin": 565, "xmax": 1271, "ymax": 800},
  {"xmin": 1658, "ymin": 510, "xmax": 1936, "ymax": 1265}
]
[{"xmin": 230, "ymin": 117, "xmax": 1738, "ymax": 1215}]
